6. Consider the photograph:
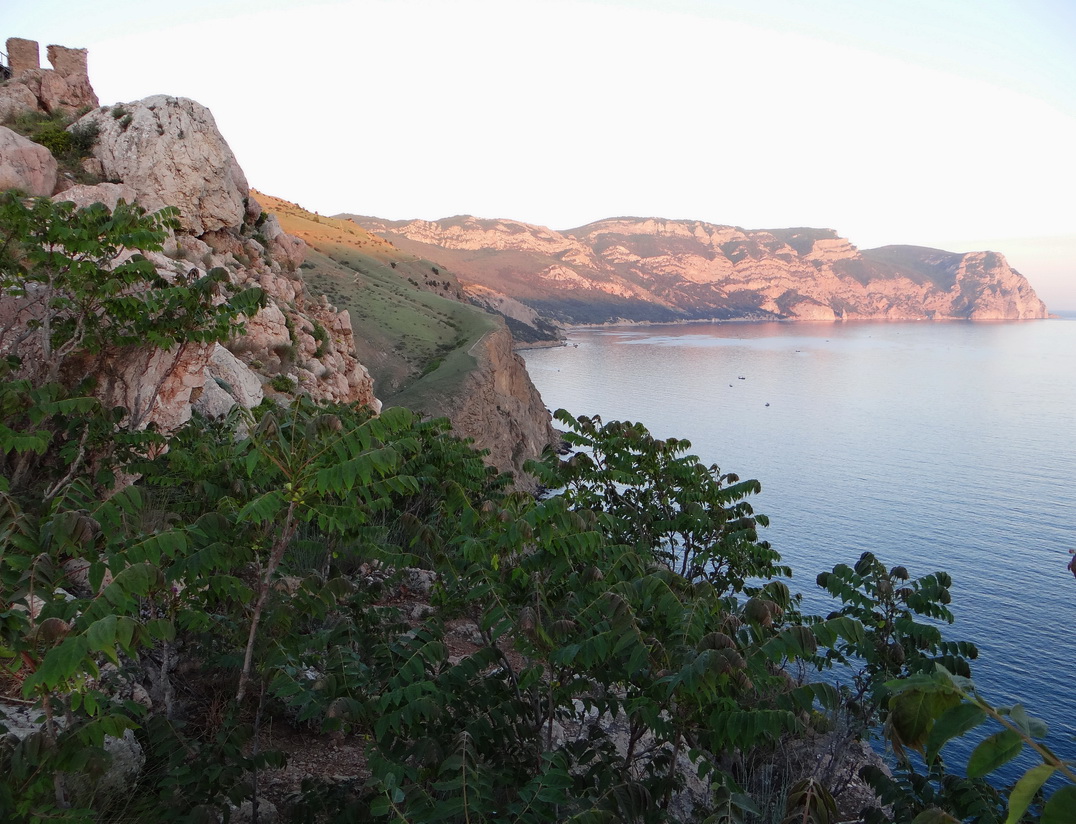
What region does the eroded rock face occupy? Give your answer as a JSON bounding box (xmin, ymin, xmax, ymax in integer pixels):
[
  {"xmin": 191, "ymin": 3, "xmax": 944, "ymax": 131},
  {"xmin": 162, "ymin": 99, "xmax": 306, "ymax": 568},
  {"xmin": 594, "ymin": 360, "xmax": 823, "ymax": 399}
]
[
  {"xmin": 354, "ymin": 217, "xmax": 1049, "ymax": 322},
  {"xmin": 85, "ymin": 342, "xmax": 215, "ymax": 434},
  {"xmin": 0, "ymin": 126, "xmax": 58, "ymax": 195},
  {"xmin": 76, "ymin": 96, "xmax": 249, "ymax": 235}
]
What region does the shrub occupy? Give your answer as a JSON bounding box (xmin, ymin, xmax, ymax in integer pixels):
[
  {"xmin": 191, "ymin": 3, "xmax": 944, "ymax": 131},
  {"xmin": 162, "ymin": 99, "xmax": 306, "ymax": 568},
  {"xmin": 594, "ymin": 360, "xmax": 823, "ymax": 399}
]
[
  {"xmin": 68, "ymin": 119, "xmax": 99, "ymax": 154},
  {"xmin": 269, "ymin": 374, "xmax": 295, "ymax": 392},
  {"xmin": 311, "ymin": 319, "xmax": 330, "ymax": 358},
  {"xmin": 2, "ymin": 111, "xmax": 99, "ymax": 177}
]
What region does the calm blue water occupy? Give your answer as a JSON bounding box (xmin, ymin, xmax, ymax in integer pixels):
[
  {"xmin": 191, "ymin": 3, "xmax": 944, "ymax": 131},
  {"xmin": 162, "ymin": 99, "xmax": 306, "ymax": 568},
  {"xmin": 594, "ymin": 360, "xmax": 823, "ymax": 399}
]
[{"xmin": 522, "ymin": 319, "xmax": 1076, "ymax": 771}]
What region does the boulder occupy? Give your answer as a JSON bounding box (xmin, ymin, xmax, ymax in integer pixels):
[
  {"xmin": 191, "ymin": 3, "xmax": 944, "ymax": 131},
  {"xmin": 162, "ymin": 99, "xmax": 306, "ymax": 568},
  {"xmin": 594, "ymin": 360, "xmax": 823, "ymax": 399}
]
[
  {"xmin": 63, "ymin": 729, "xmax": 145, "ymax": 808},
  {"xmin": 192, "ymin": 376, "xmax": 237, "ymax": 420},
  {"xmin": 0, "ymin": 704, "xmax": 145, "ymax": 811},
  {"xmin": 0, "ymin": 126, "xmax": 58, "ymax": 195},
  {"xmin": 0, "ymin": 83, "xmax": 39, "ymax": 122},
  {"xmin": 204, "ymin": 343, "xmax": 265, "ymax": 409},
  {"xmin": 259, "ymin": 214, "xmax": 307, "ymax": 270},
  {"xmin": 75, "ymin": 96, "xmax": 249, "ymax": 235}
]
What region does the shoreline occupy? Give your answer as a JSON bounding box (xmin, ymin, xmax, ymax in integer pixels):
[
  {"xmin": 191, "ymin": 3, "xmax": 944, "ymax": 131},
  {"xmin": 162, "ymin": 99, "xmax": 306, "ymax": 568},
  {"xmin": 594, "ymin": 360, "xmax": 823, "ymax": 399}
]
[{"xmin": 513, "ymin": 313, "xmax": 1064, "ymax": 349}]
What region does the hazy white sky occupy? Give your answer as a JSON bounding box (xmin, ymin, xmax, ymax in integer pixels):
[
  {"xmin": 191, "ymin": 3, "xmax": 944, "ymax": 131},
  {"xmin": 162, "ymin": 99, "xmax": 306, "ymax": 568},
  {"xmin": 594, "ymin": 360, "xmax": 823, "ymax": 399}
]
[{"xmin": 4, "ymin": 0, "xmax": 1076, "ymax": 308}]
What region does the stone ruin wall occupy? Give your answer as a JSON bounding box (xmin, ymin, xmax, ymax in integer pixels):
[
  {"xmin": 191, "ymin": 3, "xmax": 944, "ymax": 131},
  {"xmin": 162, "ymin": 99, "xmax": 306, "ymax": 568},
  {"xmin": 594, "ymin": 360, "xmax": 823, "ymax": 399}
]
[
  {"xmin": 6, "ymin": 37, "xmax": 90, "ymax": 79},
  {"xmin": 46, "ymin": 43, "xmax": 90, "ymax": 78},
  {"xmin": 6, "ymin": 37, "xmax": 40, "ymax": 76},
  {"xmin": 1, "ymin": 37, "xmax": 98, "ymax": 116}
]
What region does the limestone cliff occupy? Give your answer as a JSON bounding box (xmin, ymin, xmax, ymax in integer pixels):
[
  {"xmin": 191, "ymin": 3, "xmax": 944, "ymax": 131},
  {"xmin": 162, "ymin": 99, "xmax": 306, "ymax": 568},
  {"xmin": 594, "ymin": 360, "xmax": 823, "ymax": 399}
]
[
  {"xmin": 350, "ymin": 216, "xmax": 1049, "ymax": 325},
  {"xmin": 62, "ymin": 104, "xmax": 381, "ymax": 430}
]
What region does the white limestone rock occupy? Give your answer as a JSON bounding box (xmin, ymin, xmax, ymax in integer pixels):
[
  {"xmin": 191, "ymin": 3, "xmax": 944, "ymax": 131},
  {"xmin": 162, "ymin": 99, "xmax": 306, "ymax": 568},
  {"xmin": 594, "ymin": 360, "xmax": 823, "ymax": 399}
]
[
  {"xmin": 257, "ymin": 214, "xmax": 307, "ymax": 271},
  {"xmin": 64, "ymin": 729, "xmax": 145, "ymax": 808},
  {"xmin": 193, "ymin": 377, "xmax": 236, "ymax": 420},
  {"xmin": 0, "ymin": 126, "xmax": 58, "ymax": 195},
  {"xmin": 205, "ymin": 343, "xmax": 265, "ymax": 409},
  {"xmin": 51, "ymin": 181, "xmax": 138, "ymax": 211},
  {"xmin": 0, "ymin": 83, "xmax": 39, "ymax": 122},
  {"xmin": 76, "ymin": 96, "xmax": 249, "ymax": 235}
]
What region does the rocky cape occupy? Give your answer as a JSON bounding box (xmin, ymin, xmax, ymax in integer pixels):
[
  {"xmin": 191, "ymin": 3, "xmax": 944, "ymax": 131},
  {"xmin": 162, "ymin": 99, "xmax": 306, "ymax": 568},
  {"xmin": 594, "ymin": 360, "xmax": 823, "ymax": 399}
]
[{"xmin": 348, "ymin": 215, "xmax": 1049, "ymax": 328}]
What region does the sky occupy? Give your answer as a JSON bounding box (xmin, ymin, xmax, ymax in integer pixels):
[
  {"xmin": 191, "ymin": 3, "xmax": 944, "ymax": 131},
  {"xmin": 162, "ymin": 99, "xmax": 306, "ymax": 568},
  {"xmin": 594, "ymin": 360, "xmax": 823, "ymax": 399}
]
[{"xmin": 4, "ymin": 0, "xmax": 1076, "ymax": 308}]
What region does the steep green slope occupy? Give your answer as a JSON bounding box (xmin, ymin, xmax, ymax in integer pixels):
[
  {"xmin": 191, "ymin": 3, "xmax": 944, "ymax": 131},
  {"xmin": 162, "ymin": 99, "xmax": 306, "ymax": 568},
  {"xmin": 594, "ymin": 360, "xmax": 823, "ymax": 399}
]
[{"xmin": 254, "ymin": 192, "xmax": 498, "ymax": 406}]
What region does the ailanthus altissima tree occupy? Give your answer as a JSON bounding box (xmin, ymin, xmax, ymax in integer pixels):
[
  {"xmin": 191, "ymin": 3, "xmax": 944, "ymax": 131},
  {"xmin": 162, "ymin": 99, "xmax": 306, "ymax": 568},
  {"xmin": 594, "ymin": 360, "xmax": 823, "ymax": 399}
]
[{"xmin": 0, "ymin": 196, "xmax": 1072, "ymax": 823}]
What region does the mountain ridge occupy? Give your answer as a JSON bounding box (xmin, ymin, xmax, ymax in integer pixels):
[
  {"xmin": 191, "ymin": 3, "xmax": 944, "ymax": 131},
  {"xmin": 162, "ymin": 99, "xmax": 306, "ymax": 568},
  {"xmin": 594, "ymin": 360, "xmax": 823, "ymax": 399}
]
[{"xmin": 346, "ymin": 214, "xmax": 1049, "ymax": 328}]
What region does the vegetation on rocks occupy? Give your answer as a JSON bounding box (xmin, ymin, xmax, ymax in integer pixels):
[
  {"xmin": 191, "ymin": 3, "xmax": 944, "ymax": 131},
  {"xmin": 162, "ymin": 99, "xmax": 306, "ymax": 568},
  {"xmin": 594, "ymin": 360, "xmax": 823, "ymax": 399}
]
[
  {"xmin": 3, "ymin": 109, "xmax": 100, "ymax": 183},
  {"xmin": 0, "ymin": 198, "xmax": 1072, "ymax": 822}
]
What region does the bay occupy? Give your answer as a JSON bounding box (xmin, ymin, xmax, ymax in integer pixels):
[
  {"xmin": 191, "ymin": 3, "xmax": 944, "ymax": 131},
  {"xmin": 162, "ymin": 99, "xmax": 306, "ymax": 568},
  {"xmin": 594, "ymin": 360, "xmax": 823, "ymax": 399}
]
[{"xmin": 522, "ymin": 318, "xmax": 1076, "ymax": 771}]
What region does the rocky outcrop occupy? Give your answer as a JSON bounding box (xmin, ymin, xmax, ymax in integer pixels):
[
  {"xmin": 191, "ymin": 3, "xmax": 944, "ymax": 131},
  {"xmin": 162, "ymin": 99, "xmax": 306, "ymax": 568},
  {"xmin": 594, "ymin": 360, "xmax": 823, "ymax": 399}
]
[
  {"xmin": 75, "ymin": 96, "xmax": 249, "ymax": 235},
  {"xmin": 0, "ymin": 126, "xmax": 58, "ymax": 195},
  {"xmin": 39, "ymin": 76, "xmax": 380, "ymax": 421},
  {"xmin": 226, "ymin": 247, "xmax": 380, "ymax": 414},
  {"xmin": 2, "ymin": 37, "xmax": 98, "ymax": 115},
  {"xmin": 353, "ymin": 217, "xmax": 1049, "ymax": 324},
  {"xmin": 0, "ymin": 42, "xmax": 382, "ymax": 431}
]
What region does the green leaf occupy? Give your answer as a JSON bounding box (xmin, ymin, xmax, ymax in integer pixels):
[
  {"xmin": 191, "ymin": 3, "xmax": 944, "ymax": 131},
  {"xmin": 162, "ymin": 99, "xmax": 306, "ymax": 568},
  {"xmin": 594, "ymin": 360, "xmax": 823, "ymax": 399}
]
[
  {"xmin": 145, "ymin": 618, "xmax": 176, "ymax": 642},
  {"xmin": 888, "ymin": 681, "xmax": 962, "ymax": 754},
  {"xmin": 89, "ymin": 560, "xmax": 106, "ymax": 594},
  {"xmin": 244, "ymin": 446, "xmax": 261, "ymax": 477},
  {"xmin": 237, "ymin": 490, "xmax": 285, "ymax": 524},
  {"xmin": 85, "ymin": 615, "xmax": 119, "ymax": 663},
  {"xmin": 1042, "ymin": 785, "xmax": 1076, "ymax": 824},
  {"xmin": 25, "ymin": 635, "xmax": 91, "ymax": 692},
  {"xmin": 966, "ymin": 729, "xmax": 1024, "ymax": 778},
  {"xmin": 911, "ymin": 810, "xmax": 960, "ymax": 824},
  {"xmin": 925, "ymin": 702, "xmax": 986, "ymax": 763},
  {"xmin": 1005, "ymin": 764, "xmax": 1055, "ymax": 824},
  {"xmin": 104, "ymin": 562, "xmax": 160, "ymax": 602}
]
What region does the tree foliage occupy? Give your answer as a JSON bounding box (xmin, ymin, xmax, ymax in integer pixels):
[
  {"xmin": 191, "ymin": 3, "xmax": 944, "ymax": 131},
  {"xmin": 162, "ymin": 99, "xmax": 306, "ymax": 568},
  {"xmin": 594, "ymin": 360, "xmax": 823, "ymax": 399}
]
[{"xmin": 0, "ymin": 198, "xmax": 1071, "ymax": 823}]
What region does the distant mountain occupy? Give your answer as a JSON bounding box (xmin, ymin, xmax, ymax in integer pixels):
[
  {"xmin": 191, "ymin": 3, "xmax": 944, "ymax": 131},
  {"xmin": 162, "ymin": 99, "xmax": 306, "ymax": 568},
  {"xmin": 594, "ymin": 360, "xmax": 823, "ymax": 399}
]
[{"xmin": 344, "ymin": 215, "xmax": 1049, "ymax": 327}]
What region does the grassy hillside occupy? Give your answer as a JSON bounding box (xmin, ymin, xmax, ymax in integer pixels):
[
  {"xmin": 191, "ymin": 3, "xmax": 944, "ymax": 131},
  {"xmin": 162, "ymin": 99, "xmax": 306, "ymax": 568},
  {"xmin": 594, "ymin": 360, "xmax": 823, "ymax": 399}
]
[{"xmin": 254, "ymin": 192, "xmax": 498, "ymax": 407}]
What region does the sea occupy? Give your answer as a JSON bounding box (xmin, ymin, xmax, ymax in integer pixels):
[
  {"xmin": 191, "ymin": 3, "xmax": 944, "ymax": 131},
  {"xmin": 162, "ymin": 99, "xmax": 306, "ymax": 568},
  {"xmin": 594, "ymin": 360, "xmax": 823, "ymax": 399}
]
[{"xmin": 521, "ymin": 316, "xmax": 1076, "ymax": 777}]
